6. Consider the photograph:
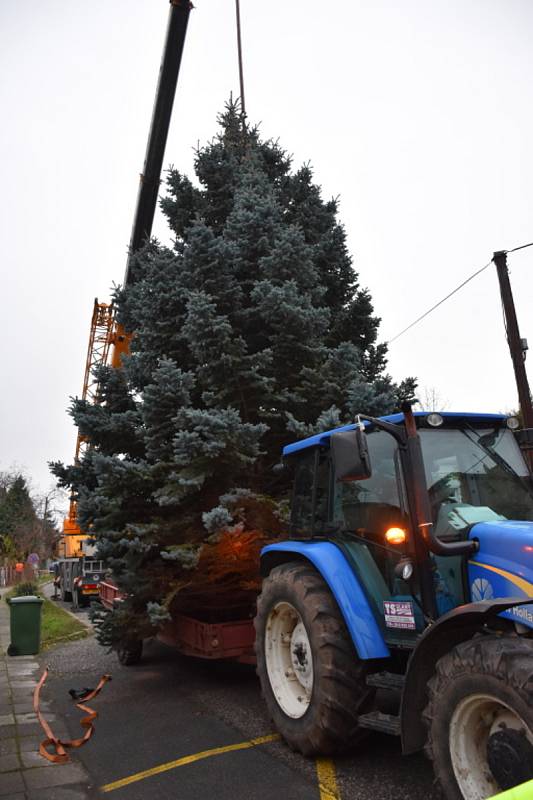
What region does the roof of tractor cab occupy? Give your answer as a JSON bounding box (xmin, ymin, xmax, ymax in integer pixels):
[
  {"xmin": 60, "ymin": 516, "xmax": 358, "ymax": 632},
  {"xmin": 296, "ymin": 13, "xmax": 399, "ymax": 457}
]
[{"xmin": 282, "ymin": 411, "xmax": 508, "ymax": 457}]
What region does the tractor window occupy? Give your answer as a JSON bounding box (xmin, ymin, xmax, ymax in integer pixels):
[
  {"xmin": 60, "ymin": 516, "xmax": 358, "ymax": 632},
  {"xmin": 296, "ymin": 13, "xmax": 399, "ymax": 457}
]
[
  {"xmin": 314, "ymin": 451, "xmax": 330, "ymax": 532},
  {"xmin": 291, "ymin": 448, "xmax": 330, "ymax": 536},
  {"xmin": 420, "ymin": 427, "xmax": 533, "ymax": 539},
  {"xmin": 290, "ymin": 449, "xmax": 330, "ymax": 535},
  {"xmin": 332, "ymin": 430, "xmax": 407, "ymax": 537},
  {"xmin": 291, "ymin": 451, "xmax": 315, "ymax": 533},
  {"xmin": 331, "ymin": 430, "xmax": 408, "ymax": 599}
]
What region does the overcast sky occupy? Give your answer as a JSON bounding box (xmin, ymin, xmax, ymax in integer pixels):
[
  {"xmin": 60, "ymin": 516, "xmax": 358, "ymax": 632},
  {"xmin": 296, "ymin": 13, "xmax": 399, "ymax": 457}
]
[{"xmin": 1, "ymin": 0, "xmax": 532, "ymax": 503}]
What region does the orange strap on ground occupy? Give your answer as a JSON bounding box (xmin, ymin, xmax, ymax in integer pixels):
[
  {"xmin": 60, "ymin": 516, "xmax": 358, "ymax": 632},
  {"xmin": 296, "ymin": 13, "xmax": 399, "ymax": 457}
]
[{"xmin": 33, "ymin": 667, "xmax": 111, "ymax": 763}]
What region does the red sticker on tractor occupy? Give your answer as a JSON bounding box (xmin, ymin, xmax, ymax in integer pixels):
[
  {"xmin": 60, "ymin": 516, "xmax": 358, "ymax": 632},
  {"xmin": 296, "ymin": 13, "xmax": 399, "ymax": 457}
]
[{"xmin": 383, "ymin": 601, "xmax": 416, "ymax": 630}]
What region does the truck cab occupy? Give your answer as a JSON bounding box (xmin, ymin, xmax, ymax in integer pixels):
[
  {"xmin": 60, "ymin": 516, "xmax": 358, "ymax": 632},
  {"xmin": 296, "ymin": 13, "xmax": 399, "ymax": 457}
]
[{"xmin": 55, "ymin": 556, "xmax": 106, "ymax": 608}]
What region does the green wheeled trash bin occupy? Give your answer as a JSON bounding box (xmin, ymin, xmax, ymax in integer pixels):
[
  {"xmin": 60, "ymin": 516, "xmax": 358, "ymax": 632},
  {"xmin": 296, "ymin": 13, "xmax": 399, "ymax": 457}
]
[{"xmin": 8, "ymin": 595, "xmax": 43, "ymax": 656}]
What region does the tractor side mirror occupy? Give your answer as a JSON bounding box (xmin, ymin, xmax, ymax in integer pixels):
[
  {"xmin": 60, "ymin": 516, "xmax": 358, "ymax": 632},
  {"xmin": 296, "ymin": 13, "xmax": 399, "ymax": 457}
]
[{"xmin": 330, "ymin": 428, "xmax": 372, "ymax": 482}]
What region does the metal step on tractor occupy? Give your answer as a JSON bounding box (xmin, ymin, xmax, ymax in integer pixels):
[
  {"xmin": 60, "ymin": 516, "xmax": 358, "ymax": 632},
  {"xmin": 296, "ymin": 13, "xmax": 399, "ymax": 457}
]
[{"xmin": 255, "ymin": 404, "xmax": 533, "ymax": 800}]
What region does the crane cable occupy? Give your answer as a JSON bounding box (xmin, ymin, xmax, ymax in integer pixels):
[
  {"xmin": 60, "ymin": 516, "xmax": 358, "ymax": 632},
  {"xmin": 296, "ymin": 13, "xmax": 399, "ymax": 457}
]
[
  {"xmin": 235, "ymin": 0, "xmax": 246, "ymax": 116},
  {"xmin": 388, "ymin": 241, "xmax": 533, "ymax": 345}
]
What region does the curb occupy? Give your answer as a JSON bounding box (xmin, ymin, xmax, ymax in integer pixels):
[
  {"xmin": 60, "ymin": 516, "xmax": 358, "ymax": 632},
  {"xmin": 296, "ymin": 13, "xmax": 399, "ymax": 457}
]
[{"xmin": 0, "ymin": 587, "xmax": 95, "ymax": 798}]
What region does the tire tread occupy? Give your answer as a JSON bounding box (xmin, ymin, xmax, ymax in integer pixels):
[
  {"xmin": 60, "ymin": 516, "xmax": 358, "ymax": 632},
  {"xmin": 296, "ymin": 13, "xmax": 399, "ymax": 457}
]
[
  {"xmin": 423, "ymin": 634, "xmax": 533, "ymax": 800},
  {"xmin": 255, "ymin": 561, "xmax": 374, "ymax": 755}
]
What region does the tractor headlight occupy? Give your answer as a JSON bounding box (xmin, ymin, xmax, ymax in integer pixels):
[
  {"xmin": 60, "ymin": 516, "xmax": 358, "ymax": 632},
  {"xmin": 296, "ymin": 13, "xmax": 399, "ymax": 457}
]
[
  {"xmin": 506, "ymin": 416, "xmax": 520, "ymax": 430},
  {"xmin": 401, "ymin": 560, "xmax": 414, "ymax": 581},
  {"xmin": 427, "ymin": 413, "xmax": 444, "ymax": 427},
  {"xmin": 394, "ymin": 558, "xmax": 414, "ymax": 581}
]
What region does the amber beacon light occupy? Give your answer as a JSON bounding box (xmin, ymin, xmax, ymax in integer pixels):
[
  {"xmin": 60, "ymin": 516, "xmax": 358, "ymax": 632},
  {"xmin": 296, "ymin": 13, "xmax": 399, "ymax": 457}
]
[{"xmin": 385, "ymin": 527, "xmax": 407, "ymax": 545}]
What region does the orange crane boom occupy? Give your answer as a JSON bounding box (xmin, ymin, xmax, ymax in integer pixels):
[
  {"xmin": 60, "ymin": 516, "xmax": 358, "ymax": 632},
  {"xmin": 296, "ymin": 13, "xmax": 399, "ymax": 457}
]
[{"xmin": 60, "ymin": 301, "xmax": 114, "ymax": 557}]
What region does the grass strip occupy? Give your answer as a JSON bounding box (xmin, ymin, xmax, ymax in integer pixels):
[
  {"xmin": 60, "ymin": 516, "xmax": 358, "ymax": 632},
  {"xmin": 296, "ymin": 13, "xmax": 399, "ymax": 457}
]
[
  {"xmin": 41, "ymin": 597, "xmax": 89, "ymax": 649},
  {"xmin": 4, "ymin": 588, "xmax": 88, "ymax": 650}
]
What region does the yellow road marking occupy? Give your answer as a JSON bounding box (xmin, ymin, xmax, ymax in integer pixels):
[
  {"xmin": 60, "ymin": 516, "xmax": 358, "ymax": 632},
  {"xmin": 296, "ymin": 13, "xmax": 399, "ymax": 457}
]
[
  {"xmin": 470, "ymin": 561, "xmax": 533, "ymax": 597},
  {"xmin": 316, "ymin": 757, "xmax": 341, "ymax": 800},
  {"xmin": 100, "ymin": 733, "xmax": 280, "ymax": 793}
]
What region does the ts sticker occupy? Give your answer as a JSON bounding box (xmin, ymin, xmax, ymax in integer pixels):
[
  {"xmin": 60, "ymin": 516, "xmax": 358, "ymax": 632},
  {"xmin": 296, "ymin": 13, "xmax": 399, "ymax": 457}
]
[
  {"xmin": 471, "ymin": 577, "xmax": 494, "ymax": 601},
  {"xmin": 383, "ymin": 600, "xmax": 416, "ymax": 630}
]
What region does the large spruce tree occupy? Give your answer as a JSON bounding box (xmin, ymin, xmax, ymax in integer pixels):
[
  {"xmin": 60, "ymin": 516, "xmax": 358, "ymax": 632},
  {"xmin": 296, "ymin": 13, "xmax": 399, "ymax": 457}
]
[{"xmin": 51, "ymin": 103, "xmax": 415, "ymax": 646}]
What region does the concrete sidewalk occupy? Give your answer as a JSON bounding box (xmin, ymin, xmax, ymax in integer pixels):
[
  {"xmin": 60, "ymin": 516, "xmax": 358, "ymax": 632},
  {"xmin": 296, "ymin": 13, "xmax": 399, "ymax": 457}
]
[{"xmin": 0, "ymin": 588, "xmax": 97, "ymax": 799}]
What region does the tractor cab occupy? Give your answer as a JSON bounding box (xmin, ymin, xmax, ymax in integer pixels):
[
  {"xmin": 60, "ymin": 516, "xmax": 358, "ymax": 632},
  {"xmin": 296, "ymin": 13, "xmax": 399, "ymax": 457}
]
[
  {"xmin": 257, "ymin": 409, "xmax": 533, "ymax": 798},
  {"xmin": 283, "ymin": 411, "xmax": 533, "ymax": 640}
]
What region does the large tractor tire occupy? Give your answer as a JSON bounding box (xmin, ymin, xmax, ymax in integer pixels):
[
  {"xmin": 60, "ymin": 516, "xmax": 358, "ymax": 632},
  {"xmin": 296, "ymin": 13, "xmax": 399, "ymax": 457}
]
[
  {"xmin": 423, "ymin": 635, "xmax": 533, "ymax": 800},
  {"xmin": 254, "ymin": 561, "xmax": 373, "ymax": 756}
]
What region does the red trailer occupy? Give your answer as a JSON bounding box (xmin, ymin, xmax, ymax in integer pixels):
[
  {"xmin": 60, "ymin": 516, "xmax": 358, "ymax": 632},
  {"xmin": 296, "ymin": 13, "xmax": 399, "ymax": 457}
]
[{"xmin": 99, "ymin": 580, "xmax": 256, "ymax": 665}]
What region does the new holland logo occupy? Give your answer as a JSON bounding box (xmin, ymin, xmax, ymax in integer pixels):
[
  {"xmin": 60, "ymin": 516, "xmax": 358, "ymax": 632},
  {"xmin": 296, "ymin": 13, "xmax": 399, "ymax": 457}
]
[{"xmin": 471, "ymin": 577, "xmax": 494, "ymax": 601}]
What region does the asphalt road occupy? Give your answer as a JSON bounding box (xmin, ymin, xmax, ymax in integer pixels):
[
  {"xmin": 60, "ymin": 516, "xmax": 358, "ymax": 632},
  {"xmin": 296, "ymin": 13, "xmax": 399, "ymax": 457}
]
[{"xmin": 39, "ymin": 595, "xmax": 441, "ymax": 800}]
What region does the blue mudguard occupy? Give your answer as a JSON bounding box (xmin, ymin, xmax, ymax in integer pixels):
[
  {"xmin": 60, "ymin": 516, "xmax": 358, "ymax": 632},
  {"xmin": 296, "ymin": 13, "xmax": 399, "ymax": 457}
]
[{"xmin": 261, "ymin": 540, "xmax": 390, "ymax": 660}]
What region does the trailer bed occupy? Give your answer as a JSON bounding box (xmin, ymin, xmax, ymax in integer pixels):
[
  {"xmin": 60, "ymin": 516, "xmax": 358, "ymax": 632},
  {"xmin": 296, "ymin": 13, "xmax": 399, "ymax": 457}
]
[{"xmin": 99, "ymin": 580, "xmax": 256, "ymax": 663}]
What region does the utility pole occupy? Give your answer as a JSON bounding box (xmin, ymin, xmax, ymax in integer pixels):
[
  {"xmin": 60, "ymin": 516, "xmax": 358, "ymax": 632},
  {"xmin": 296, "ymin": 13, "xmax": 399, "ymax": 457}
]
[
  {"xmin": 40, "ymin": 494, "xmax": 49, "ymax": 560},
  {"xmin": 493, "ymin": 251, "xmax": 533, "ymax": 447}
]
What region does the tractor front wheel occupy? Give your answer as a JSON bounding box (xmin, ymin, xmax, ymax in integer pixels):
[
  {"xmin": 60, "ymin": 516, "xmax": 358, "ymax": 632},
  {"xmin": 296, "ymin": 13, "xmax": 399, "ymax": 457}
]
[
  {"xmin": 255, "ymin": 562, "xmax": 373, "ymax": 756},
  {"xmin": 423, "ymin": 635, "xmax": 533, "ymax": 800}
]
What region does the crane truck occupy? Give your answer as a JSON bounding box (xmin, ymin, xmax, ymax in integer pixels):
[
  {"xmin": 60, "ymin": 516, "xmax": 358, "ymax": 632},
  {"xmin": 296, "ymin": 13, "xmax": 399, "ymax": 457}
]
[
  {"xmin": 53, "ymin": 301, "xmax": 114, "ymax": 604},
  {"xmin": 62, "ymin": 3, "xmax": 532, "ymax": 798}
]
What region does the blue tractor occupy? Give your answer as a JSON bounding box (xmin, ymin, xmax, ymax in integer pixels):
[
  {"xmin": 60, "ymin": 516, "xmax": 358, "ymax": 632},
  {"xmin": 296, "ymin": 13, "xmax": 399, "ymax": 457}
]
[{"xmin": 255, "ymin": 405, "xmax": 533, "ymax": 800}]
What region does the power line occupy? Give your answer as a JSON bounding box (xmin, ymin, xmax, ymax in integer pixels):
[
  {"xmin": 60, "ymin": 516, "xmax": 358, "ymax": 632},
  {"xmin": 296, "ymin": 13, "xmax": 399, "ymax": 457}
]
[
  {"xmin": 387, "ymin": 260, "xmax": 492, "ymax": 344},
  {"xmin": 387, "ymin": 239, "xmax": 533, "ymax": 345},
  {"xmin": 509, "ymin": 241, "xmax": 533, "ymax": 253}
]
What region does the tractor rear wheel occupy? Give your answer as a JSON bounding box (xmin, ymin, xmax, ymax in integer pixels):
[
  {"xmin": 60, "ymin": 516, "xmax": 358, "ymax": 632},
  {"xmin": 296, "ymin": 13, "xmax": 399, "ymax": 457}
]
[
  {"xmin": 423, "ymin": 635, "xmax": 533, "ymax": 800},
  {"xmin": 254, "ymin": 561, "xmax": 373, "ymax": 756}
]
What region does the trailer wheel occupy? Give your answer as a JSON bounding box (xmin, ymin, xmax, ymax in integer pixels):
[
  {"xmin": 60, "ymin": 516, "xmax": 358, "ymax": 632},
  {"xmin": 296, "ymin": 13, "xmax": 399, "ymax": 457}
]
[
  {"xmin": 423, "ymin": 635, "xmax": 533, "ymax": 800},
  {"xmin": 255, "ymin": 561, "xmax": 373, "ymax": 756},
  {"xmin": 117, "ymin": 639, "xmax": 143, "ymax": 666}
]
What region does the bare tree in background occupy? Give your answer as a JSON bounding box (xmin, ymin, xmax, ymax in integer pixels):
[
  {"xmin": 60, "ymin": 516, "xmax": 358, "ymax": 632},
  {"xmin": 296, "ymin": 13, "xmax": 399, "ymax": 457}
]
[
  {"xmin": 33, "ymin": 485, "xmax": 67, "ymax": 559},
  {"xmin": 0, "ymin": 470, "xmax": 65, "ymax": 562},
  {"xmin": 415, "ymin": 386, "xmax": 450, "ymax": 412}
]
